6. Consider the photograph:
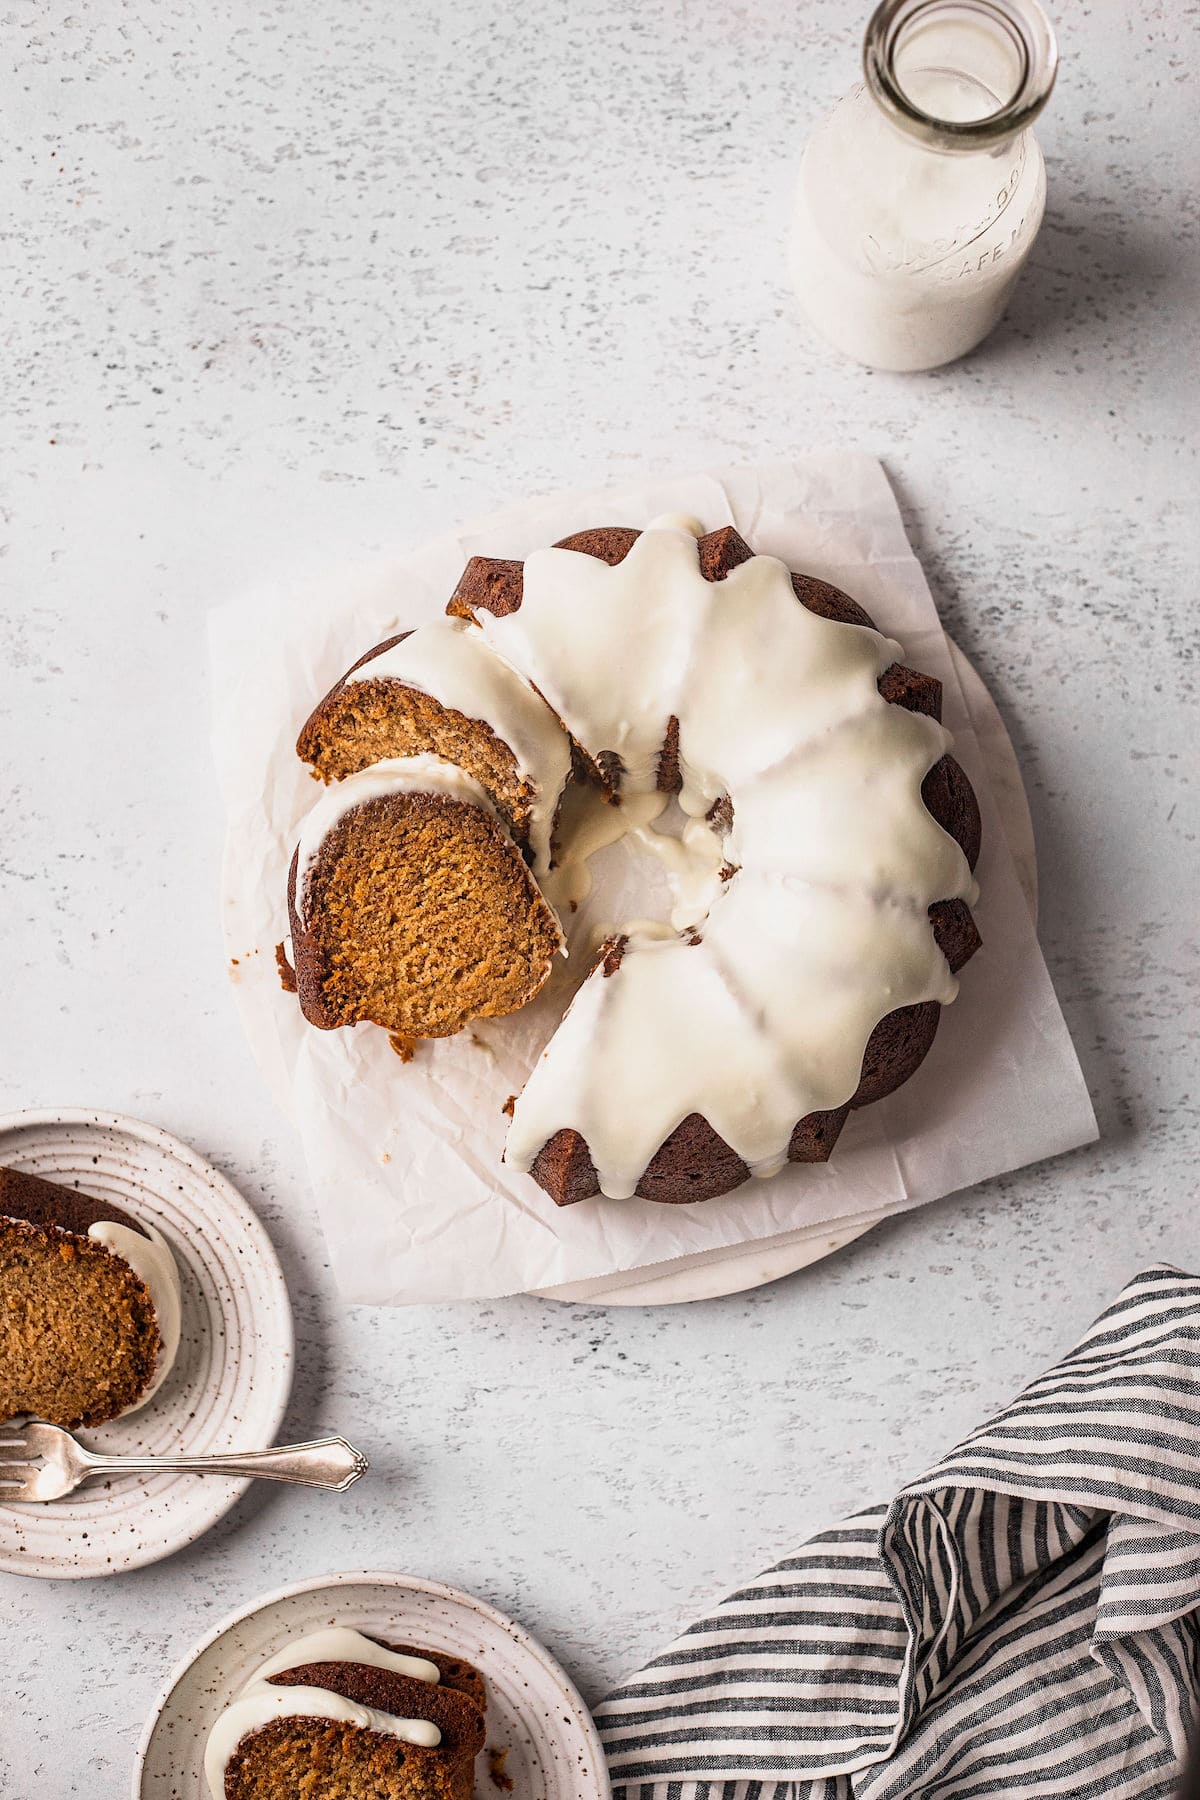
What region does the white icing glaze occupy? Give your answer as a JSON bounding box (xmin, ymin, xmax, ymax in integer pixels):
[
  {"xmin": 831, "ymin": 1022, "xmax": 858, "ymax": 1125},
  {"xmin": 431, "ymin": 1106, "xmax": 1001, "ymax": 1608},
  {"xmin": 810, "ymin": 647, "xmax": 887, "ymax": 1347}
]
[
  {"xmin": 467, "ymin": 525, "xmax": 977, "ymax": 1197},
  {"xmin": 253, "ymin": 1629, "xmax": 440, "ymax": 1687},
  {"xmin": 294, "ymin": 753, "xmax": 565, "ymax": 948},
  {"xmin": 87, "ymin": 1220, "xmax": 181, "ymax": 1411},
  {"xmin": 204, "ymin": 1628, "xmax": 442, "ymax": 1800},
  {"xmin": 646, "ymin": 510, "xmax": 706, "ymax": 536},
  {"xmin": 344, "ymin": 618, "xmax": 572, "ymax": 873},
  {"xmin": 479, "ymin": 530, "xmax": 700, "ymax": 793}
]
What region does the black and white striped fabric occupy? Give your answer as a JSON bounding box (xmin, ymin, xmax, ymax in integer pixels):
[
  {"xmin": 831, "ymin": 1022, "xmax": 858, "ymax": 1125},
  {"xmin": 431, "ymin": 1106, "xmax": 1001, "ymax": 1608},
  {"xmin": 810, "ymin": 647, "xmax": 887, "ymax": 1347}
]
[{"xmin": 597, "ymin": 1266, "xmax": 1200, "ymax": 1800}]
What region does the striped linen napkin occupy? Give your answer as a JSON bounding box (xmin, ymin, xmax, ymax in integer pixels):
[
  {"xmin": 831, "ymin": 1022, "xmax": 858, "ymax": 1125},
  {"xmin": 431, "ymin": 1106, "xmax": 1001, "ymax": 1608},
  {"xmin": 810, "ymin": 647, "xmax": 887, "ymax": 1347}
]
[{"xmin": 596, "ymin": 1266, "xmax": 1200, "ymax": 1800}]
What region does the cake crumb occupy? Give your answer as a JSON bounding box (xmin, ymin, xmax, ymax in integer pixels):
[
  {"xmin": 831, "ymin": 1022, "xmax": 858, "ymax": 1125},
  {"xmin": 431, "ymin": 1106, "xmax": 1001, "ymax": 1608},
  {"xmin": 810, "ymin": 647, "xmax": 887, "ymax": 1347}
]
[
  {"xmin": 501, "ymin": 1095, "xmax": 516, "ymax": 1118},
  {"xmin": 601, "ymin": 935, "xmax": 627, "ymax": 977},
  {"xmin": 389, "ymin": 1032, "xmax": 417, "ymax": 1063},
  {"xmin": 487, "ymin": 1747, "xmax": 513, "ymax": 1791},
  {"xmin": 275, "ymin": 942, "xmax": 298, "ymax": 993}
]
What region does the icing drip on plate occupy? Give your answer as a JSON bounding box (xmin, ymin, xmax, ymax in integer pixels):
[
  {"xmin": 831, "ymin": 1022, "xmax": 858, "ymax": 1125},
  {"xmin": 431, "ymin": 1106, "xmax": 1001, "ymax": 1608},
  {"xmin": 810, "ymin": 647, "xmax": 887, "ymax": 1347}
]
[
  {"xmin": 204, "ymin": 1627, "xmax": 442, "ymax": 1799},
  {"xmin": 473, "ymin": 521, "xmax": 977, "ymax": 1199}
]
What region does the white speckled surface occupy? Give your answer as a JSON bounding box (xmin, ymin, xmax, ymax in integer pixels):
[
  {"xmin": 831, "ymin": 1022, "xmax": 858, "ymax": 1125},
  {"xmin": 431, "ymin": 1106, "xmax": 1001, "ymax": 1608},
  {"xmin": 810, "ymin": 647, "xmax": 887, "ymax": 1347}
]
[{"xmin": 1, "ymin": 1, "xmax": 1196, "ymax": 1794}]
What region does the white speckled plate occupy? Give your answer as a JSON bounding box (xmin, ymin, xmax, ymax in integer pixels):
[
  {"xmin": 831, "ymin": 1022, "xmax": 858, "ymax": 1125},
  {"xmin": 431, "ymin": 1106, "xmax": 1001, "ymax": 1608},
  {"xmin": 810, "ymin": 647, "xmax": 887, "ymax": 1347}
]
[
  {"xmin": 134, "ymin": 1570, "xmax": 610, "ymax": 1800},
  {"xmin": 539, "ymin": 639, "xmax": 1037, "ymax": 1305},
  {"xmin": 0, "ymin": 1109, "xmax": 293, "ymax": 1578}
]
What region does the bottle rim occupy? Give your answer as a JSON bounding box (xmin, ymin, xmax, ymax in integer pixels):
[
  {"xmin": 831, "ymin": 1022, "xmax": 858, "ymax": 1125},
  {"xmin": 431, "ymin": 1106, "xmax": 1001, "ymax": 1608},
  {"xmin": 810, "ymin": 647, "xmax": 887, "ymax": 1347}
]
[{"xmin": 862, "ymin": 0, "xmax": 1058, "ymax": 150}]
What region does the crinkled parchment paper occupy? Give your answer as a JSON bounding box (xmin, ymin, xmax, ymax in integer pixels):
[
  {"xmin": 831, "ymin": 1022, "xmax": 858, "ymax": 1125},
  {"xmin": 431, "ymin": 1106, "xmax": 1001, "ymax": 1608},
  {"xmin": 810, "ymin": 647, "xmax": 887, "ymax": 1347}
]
[{"xmin": 210, "ymin": 456, "xmax": 1097, "ymax": 1303}]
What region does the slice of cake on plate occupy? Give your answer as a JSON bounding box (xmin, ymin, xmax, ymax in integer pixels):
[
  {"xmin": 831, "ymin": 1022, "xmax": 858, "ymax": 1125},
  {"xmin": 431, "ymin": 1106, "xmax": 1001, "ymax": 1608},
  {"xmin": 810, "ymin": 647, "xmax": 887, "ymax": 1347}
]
[
  {"xmin": 0, "ymin": 1166, "xmax": 181, "ymax": 1427},
  {"xmin": 205, "ymin": 1629, "xmax": 487, "ymax": 1800}
]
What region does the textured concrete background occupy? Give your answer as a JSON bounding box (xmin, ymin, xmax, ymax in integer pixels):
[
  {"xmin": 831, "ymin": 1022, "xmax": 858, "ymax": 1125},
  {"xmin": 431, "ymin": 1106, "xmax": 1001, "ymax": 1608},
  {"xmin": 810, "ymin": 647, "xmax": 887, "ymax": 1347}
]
[{"xmin": 2, "ymin": 0, "xmax": 1197, "ymax": 1792}]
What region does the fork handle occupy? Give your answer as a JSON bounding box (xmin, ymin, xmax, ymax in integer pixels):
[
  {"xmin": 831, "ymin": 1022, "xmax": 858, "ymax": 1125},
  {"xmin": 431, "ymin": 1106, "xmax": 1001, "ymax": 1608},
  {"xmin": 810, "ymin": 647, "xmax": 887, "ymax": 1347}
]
[{"xmin": 77, "ymin": 1436, "xmax": 368, "ymax": 1491}]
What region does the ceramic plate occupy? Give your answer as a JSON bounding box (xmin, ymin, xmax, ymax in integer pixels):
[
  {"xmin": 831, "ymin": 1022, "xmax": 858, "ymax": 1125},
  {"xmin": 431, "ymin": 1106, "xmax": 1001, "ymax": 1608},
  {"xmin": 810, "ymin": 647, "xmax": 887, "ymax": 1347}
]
[
  {"xmin": 135, "ymin": 1569, "xmax": 610, "ymax": 1800},
  {"xmin": 0, "ymin": 1109, "xmax": 293, "ymax": 1578},
  {"xmin": 538, "ymin": 639, "xmax": 1037, "ymax": 1305}
]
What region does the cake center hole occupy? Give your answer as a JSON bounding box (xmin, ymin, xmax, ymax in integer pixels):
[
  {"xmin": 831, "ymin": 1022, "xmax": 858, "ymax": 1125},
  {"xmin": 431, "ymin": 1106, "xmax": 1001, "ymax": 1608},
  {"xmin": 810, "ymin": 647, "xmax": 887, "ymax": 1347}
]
[{"xmin": 545, "ymin": 785, "xmax": 726, "ymax": 957}]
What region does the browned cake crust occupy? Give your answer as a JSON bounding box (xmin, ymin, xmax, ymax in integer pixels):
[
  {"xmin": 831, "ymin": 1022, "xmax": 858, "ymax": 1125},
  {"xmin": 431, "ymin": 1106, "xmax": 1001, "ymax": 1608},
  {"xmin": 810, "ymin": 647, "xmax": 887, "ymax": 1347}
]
[
  {"xmin": 0, "ymin": 1167, "xmax": 160, "ymax": 1427},
  {"xmin": 0, "ymin": 1165, "xmax": 148, "ymax": 1239},
  {"xmin": 224, "ymin": 1643, "xmax": 486, "ymax": 1800},
  {"xmin": 288, "ymin": 789, "xmax": 561, "ymax": 1039},
  {"xmin": 448, "ymin": 524, "xmax": 983, "ymax": 1207},
  {"xmin": 384, "ymin": 1645, "xmax": 487, "ymax": 1713}
]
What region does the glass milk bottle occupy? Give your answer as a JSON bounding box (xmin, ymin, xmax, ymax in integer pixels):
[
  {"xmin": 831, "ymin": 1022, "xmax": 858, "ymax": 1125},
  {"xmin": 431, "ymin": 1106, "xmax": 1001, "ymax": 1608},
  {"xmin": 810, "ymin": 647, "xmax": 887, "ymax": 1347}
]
[{"xmin": 790, "ymin": 0, "xmax": 1058, "ymax": 371}]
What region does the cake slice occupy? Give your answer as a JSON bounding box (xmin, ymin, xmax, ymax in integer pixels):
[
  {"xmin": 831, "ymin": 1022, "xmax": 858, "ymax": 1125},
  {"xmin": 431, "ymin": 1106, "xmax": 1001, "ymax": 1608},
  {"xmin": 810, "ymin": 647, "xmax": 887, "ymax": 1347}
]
[
  {"xmin": 288, "ymin": 754, "xmax": 563, "ymax": 1041},
  {"xmin": 388, "ymin": 1647, "xmax": 486, "ymax": 1713},
  {"xmin": 208, "ymin": 1632, "xmax": 487, "ymax": 1800},
  {"xmin": 0, "ymin": 1166, "xmax": 181, "ymax": 1427},
  {"xmin": 296, "ymin": 618, "xmax": 572, "ymax": 876}
]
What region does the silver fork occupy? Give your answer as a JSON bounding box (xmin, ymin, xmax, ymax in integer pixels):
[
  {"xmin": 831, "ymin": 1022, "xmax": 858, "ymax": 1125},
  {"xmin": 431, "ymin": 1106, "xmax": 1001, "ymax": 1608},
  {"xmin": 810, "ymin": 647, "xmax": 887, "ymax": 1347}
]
[{"xmin": 0, "ymin": 1419, "xmax": 369, "ymax": 1502}]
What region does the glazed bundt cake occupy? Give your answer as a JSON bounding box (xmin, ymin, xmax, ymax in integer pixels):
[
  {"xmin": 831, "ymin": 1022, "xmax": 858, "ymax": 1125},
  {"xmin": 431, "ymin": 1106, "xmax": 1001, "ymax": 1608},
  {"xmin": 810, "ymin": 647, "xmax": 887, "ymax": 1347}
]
[
  {"xmin": 289, "ymin": 515, "xmax": 981, "ymax": 1207},
  {"xmin": 205, "ymin": 1628, "xmax": 487, "ymax": 1800},
  {"xmin": 0, "ymin": 1166, "xmax": 181, "ymax": 1426}
]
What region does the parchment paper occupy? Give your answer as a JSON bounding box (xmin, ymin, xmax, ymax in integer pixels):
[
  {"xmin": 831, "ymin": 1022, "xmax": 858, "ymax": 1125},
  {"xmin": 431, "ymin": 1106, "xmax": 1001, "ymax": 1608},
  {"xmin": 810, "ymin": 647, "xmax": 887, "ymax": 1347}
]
[{"xmin": 210, "ymin": 456, "xmax": 1098, "ymax": 1303}]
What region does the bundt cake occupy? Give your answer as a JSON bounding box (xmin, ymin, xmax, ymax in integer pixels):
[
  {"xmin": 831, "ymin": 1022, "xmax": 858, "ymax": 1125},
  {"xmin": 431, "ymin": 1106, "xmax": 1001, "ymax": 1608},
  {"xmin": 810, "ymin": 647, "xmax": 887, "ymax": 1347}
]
[
  {"xmin": 289, "ymin": 515, "xmax": 981, "ymax": 1207},
  {"xmin": 0, "ymin": 1166, "xmax": 181, "ymax": 1426},
  {"xmin": 205, "ymin": 1628, "xmax": 487, "ymax": 1800}
]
